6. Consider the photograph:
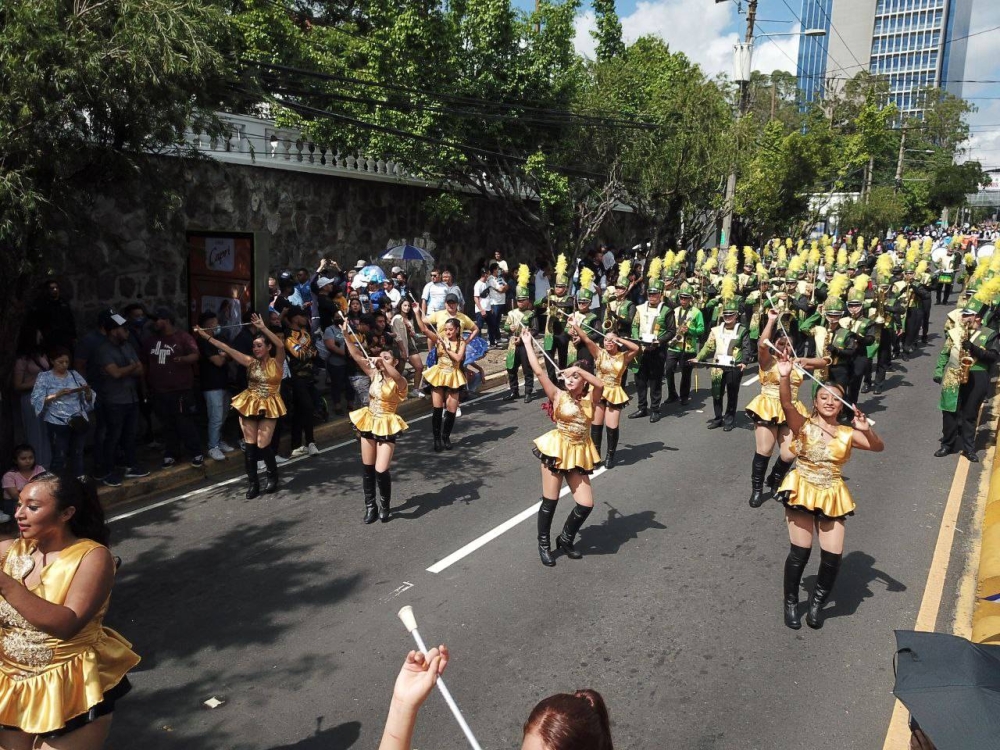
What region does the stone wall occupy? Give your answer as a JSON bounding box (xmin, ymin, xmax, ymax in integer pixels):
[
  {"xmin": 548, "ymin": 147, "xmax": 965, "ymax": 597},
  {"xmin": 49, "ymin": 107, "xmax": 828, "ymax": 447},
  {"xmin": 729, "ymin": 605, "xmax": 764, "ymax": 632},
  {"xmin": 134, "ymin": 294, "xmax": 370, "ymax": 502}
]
[{"xmin": 53, "ymin": 157, "xmax": 628, "ymax": 327}]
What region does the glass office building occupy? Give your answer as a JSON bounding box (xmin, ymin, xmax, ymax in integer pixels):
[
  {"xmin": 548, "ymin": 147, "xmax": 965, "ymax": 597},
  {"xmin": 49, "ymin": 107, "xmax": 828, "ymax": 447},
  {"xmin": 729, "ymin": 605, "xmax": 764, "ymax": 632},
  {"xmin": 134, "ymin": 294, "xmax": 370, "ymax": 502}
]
[{"xmin": 796, "ymin": 0, "xmax": 972, "ymax": 117}]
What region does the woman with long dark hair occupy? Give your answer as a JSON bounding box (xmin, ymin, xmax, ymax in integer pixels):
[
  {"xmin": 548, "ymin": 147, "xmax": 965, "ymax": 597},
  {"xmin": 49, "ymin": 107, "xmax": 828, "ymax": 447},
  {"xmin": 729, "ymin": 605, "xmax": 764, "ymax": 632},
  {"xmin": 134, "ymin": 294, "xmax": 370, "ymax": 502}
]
[
  {"xmin": 0, "ymin": 473, "xmax": 139, "ymax": 747},
  {"xmin": 343, "ymin": 321, "xmax": 409, "ymax": 524},
  {"xmin": 194, "ymin": 313, "xmax": 286, "ymax": 498},
  {"xmin": 521, "ymin": 329, "xmax": 605, "ymax": 567},
  {"xmin": 414, "ymin": 310, "xmax": 467, "ymax": 452},
  {"xmin": 774, "ymin": 354, "xmax": 884, "ymax": 629},
  {"xmin": 377, "ymin": 645, "xmax": 613, "ymax": 750},
  {"xmin": 391, "ymin": 299, "xmax": 423, "ymax": 393}
]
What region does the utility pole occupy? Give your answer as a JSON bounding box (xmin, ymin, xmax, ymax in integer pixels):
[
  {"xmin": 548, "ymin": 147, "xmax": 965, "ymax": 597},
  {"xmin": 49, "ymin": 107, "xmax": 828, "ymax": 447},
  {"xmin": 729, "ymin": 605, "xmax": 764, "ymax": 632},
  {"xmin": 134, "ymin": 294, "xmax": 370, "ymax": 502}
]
[
  {"xmin": 894, "ymin": 127, "xmax": 906, "ymax": 194},
  {"xmin": 720, "ymin": 0, "xmax": 757, "ymax": 248}
]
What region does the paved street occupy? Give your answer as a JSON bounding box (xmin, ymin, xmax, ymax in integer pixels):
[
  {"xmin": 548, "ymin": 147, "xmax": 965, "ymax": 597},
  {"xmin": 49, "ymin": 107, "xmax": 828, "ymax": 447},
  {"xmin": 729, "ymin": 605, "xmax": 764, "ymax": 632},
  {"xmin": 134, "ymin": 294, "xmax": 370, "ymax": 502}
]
[{"xmin": 104, "ymin": 334, "xmax": 983, "ymax": 750}]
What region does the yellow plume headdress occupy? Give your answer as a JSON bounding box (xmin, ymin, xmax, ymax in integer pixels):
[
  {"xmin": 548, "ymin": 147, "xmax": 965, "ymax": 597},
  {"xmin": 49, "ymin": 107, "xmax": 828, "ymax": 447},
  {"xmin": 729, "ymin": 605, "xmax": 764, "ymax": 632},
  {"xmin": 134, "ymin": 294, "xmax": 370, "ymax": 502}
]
[
  {"xmin": 647, "ymin": 256, "xmax": 663, "ymax": 281},
  {"xmin": 828, "ymin": 273, "xmax": 851, "ymax": 299}
]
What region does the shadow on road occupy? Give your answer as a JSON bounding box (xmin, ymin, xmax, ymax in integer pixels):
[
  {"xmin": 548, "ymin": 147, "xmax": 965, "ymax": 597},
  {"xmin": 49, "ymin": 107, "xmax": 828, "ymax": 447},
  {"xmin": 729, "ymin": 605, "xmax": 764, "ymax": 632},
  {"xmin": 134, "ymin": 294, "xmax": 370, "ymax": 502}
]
[
  {"xmin": 392, "ymin": 478, "xmax": 486, "ymax": 521},
  {"xmin": 575, "ymin": 504, "xmax": 668, "ymax": 556},
  {"xmin": 802, "ymin": 550, "xmax": 907, "ymax": 621},
  {"xmin": 268, "ymin": 720, "xmax": 361, "ymax": 749},
  {"xmin": 615, "ymin": 441, "xmax": 675, "ymax": 468}
]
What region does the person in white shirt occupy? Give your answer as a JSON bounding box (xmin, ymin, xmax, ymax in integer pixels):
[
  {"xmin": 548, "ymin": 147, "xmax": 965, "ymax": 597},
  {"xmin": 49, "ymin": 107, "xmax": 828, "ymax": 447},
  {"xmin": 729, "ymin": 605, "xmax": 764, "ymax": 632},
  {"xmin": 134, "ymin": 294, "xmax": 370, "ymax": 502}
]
[
  {"xmin": 473, "ymin": 267, "xmax": 494, "ymax": 344},
  {"xmin": 421, "ymin": 268, "xmax": 448, "ymax": 315},
  {"xmin": 487, "ymin": 263, "xmax": 508, "ymax": 348},
  {"xmin": 601, "ymin": 244, "xmax": 616, "ymax": 272},
  {"xmin": 441, "ymin": 268, "xmax": 465, "ymax": 310},
  {"xmin": 493, "ymin": 250, "xmax": 509, "ymax": 274},
  {"xmin": 381, "ymin": 279, "xmax": 401, "ymax": 309}
]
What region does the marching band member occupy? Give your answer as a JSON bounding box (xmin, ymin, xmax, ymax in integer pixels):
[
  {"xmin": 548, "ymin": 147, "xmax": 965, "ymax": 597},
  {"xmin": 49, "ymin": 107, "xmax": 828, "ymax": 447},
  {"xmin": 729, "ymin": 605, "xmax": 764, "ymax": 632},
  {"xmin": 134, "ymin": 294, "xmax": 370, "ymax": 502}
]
[
  {"xmin": 343, "ymin": 327, "xmax": 409, "ymax": 524},
  {"xmin": 694, "ymin": 281, "xmax": 750, "ymax": 432},
  {"xmin": 568, "ymin": 268, "xmax": 600, "ymax": 369},
  {"xmin": 629, "ymin": 260, "xmax": 675, "ymax": 423},
  {"xmin": 774, "ymin": 353, "xmax": 884, "ymax": 630},
  {"xmin": 415, "ymin": 309, "xmax": 467, "ymax": 452},
  {"xmin": 572, "ymin": 322, "xmax": 640, "ymax": 468},
  {"xmin": 663, "ymin": 283, "xmax": 704, "ymax": 408},
  {"xmin": 502, "ymin": 265, "xmax": 538, "ymax": 404},
  {"xmin": 540, "ymin": 255, "xmax": 575, "ymax": 381},
  {"xmin": 521, "ymin": 329, "xmax": 605, "ymax": 567}
]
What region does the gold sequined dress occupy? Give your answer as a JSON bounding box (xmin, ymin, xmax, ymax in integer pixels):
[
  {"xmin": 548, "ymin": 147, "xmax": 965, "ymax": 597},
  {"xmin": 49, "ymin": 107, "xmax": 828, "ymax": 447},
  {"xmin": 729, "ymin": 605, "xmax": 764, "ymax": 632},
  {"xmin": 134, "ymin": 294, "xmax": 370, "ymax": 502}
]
[
  {"xmin": 349, "ymin": 371, "xmax": 409, "ymax": 440},
  {"xmin": 596, "ymin": 350, "xmax": 629, "ymax": 407},
  {"xmin": 744, "ymin": 360, "xmax": 809, "ymax": 426},
  {"xmin": 423, "ymin": 340, "xmax": 467, "ymax": 390},
  {"xmin": 0, "ymin": 538, "xmax": 140, "ymax": 735},
  {"xmin": 230, "ymin": 358, "xmax": 287, "ymax": 419},
  {"xmin": 533, "ymin": 391, "xmax": 601, "ymax": 474},
  {"xmin": 776, "ymin": 420, "xmax": 856, "ymax": 519}
]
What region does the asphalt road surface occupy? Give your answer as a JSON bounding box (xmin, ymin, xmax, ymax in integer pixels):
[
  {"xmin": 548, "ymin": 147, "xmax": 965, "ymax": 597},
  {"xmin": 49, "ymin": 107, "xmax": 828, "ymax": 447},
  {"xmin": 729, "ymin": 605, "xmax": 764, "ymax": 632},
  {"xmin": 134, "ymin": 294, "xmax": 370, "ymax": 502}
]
[{"xmin": 105, "ymin": 334, "xmax": 983, "ymax": 750}]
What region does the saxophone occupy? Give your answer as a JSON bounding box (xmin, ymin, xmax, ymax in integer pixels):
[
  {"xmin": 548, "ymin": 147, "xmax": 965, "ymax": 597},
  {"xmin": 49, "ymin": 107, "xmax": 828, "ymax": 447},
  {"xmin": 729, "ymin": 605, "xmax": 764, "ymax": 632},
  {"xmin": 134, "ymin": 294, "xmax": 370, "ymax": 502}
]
[{"xmin": 959, "ymin": 324, "xmax": 974, "ymax": 384}]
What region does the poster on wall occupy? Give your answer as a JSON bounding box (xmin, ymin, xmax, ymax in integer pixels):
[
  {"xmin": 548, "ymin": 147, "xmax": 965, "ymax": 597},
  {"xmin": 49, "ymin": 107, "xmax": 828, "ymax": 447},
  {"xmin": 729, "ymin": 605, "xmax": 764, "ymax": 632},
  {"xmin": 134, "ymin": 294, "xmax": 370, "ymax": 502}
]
[{"xmin": 187, "ymin": 232, "xmax": 254, "ymax": 341}]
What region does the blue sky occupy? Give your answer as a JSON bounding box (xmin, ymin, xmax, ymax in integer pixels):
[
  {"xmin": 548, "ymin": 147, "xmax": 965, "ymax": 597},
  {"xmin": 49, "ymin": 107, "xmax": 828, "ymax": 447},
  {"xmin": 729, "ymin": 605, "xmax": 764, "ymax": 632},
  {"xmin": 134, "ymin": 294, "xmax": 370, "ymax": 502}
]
[{"xmin": 512, "ymin": 1, "xmax": 999, "ymax": 168}]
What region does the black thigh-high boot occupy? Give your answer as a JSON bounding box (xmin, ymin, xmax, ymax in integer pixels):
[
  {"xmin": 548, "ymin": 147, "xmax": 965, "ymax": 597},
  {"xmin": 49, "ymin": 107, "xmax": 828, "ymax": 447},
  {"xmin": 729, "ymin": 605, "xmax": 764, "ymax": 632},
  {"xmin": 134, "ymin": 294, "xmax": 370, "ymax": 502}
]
[
  {"xmin": 590, "ymin": 424, "xmax": 603, "ymax": 454},
  {"xmin": 749, "ymin": 453, "xmax": 770, "ymax": 508},
  {"xmin": 557, "ymin": 503, "xmax": 593, "ymax": 560},
  {"xmin": 537, "ymin": 498, "xmax": 558, "ymax": 567},
  {"xmin": 362, "ymin": 464, "xmax": 378, "ymax": 524},
  {"xmin": 244, "ymin": 444, "xmax": 260, "ymax": 499},
  {"xmin": 261, "ymin": 444, "xmax": 279, "ymax": 494},
  {"xmin": 605, "ymin": 426, "xmax": 620, "ymax": 469},
  {"xmin": 442, "ymin": 410, "xmax": 456, "ymax": 450},
  {"xmin": 375, "ymin": 470, "xmax": 392, "ymax": 523},
  {"xmin": 783, "ymin": 544, "xmax": 812, "ymax": 629},
  {"xmin": 432, "ymin": 407, "xmax": 444, "ymax": 452},
  {"xmin": 767, "ymin": 456, "xmax": 794, "ymax": 493},
  {"xmin": 807, "ymin": 549, "xmax": 843, "ymax": 629}
]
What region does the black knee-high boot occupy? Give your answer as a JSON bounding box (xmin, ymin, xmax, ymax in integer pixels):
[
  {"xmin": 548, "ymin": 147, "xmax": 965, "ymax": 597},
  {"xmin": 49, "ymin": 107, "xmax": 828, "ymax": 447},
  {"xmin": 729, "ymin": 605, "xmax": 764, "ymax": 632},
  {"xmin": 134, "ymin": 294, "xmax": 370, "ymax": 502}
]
[
  {"xmin": 767, "ymin": 456, "xmax": 794, "ymax": 493},
  {"xmin": 807, "ymin": 549, "xmax": 843, "ymax": 629},
  {"xmin": 376, "ymin": 470, "xmax": 392, "ymax": 523},
  {"xmin": 432, "ymin": 407, "xmax": 443, "ymax": 452},
  {"xmin": 362, "ymin": 464, "xmax": 377, "ymax": 524},
  {"xmin": 442, "ymin": 410, "xmax": 456, "ymax": 450},
  {"xmin": 537, "ymin": 498, "xmax": 558, "ymax": 567},
  {"xmin": 749, "ymin": 453, "xmax": 770, "ymax": 508},
  {"xmin": 557, "ymin": 504, "xmax": 593, "ymax": 560},
  {"xmin": 589, "ymin": 424, "xmax": 603, "ymax": 455},
  {"xmin": 783, "ymin": 544, "xmax": 812, "ymax": 629},
  {"xmin": 260, "ymin": 444, "xmax": 279, "ymax": 494},
  {"xmin": 605, "ymin": 427, "xmax": 620, "ymax": 469},
  {"xmin": 244, "ymin": 444, "xmax": 260, "ymax": 499}
]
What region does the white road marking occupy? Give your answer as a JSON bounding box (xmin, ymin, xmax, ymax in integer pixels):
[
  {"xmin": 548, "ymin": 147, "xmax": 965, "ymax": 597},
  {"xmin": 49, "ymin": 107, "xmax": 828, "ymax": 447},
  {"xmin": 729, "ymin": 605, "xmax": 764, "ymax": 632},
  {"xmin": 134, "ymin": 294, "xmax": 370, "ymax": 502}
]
[
  {"xmin": 382, "ymin": 581, "xmax": 415, "ymax": 602},
  {"xmin": 108, "ymin": 388, "xmax": 507, "ymax": 524},
  {"xmin": 742, "ymin": 375, "xmax": 759, "ymax": 387},
  {"xmin": 426, "ymin": 467, "xmax": 608, "ymax": 574}
]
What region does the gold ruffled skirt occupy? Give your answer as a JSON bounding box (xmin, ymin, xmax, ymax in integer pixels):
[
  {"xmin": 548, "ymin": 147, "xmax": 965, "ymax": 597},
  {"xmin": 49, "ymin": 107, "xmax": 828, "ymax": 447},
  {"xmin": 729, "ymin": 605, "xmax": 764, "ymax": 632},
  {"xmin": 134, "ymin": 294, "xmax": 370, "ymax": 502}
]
[
  {"xmin": 744, "ymin": 394, "xmax": 807, "ymax": 426},
  {"xmin": 600, "ymin": 384, "xmax": 629, "ymax": 407},
  {"xmin": 533, "ymin": 431, "xmax": 601, "ymax": 473},
  {"xmin": 424, "ymin": 365, "xmax": 467, "ymax": 390},
  {"xmin": 776, "ymin": 470, "xmax": 856, "ymax": 519},
  {"xmin": 349, "ymin": 408, "xmax": 408, "ymax": 438},
  {"xmin": 0, "ymin": 627, "xmax": 140, "ymax": 735},
  {"xmin": 231, "ymin": 390, "xmax": 287, "ymax": 419}
]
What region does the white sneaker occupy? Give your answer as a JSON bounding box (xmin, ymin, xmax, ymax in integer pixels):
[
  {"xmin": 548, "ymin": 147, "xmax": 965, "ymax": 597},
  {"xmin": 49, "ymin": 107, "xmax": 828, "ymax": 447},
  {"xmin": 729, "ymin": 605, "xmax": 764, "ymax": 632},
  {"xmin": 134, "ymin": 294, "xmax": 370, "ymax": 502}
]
[
  {"xmin": 290, "ymin": 446, "xmax": 308, "ymax": 458},
  {"xmin": 307, "ymin": 442, "xmax": 320, "ymax": 456},
  {"xmin": 275, "ymin": 454, "xmax": 291, "ymax": 465},
  {"xmin": 208, "ymin": 447, "xmax": 227, "ymax": 462},
  {"xmin": 219, "ymin": 441, "xmax": 237, "ymax": 453}
]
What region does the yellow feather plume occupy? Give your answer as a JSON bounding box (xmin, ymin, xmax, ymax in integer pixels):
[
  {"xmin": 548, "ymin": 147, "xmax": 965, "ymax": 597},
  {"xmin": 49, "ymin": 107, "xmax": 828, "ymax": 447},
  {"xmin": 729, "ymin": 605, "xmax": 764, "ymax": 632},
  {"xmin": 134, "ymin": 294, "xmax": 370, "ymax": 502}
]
[
  {"xmin": 703, "ymin": 257, "xmax": 718, "ymax": 274},
  {"xmin": 922, "ymin": 237, "xmax": 932, "ymax": 254},
  {"xmin": 849, "ymin": 250, "xmax": 862, "ymax": 267},
  {"xmin": 974, "ymin": 276, "xmax": 1000, "ymax": 306},
  {"xmin": 971, "ymin": 259, "xmax": 989, "ymax": 283},
  {"xmin": 895, "ymin": 236, "xmax": 908, "ymax": 252},
  {"xmin": 857, "ymin": 236, "xmax": 865, "ymax": 252},
  {"xmin": 808, "ymin": 246, "xmax": 821, "ymax": 266},
  {"xmin": 853, "ymin": 274, "xmax": 870, "ymax": 293},
  {"xmin": 579, "ymin": 267, "xmax": 595, "ymax": 292},
  {"xmin": 784, "ymin": 238, "xmax": 793, "ymax": 249},
  {"xmin": 822, "ymin": 234, "xmax": 831, "ymax": 247},
  {"xmin": 696, "ymin": 249, "xmax": 706, "ymax": 268},
  {"xmin": 647, "ymin": 256, "xmax": 662, "ymax": 281},
  {"xmin": 875, "ymin": 254, "xmax": 893, "ymax": 278},
  {"xmin": 837, "ymin": 248, "xmax": 848, "ymax": 267},
  {"xmin": 796, "ymin": 239, "xmax": 805, "ymax": 252},
  {"xmin": 756, "ymin": 262, "xmax": 769, "ymax": 280},
  {"xmin": 825, "ymin": 247, "xmax": 835, "ymax": 268},
  {"xmin": 964, "ymin": 252, "xmax": 975, "ymax": 266},
  {"xmin": 990, "ymin": 252, "xmax": 1000, "ymax": 273},
  {"xmin": 517, "ymin": 263, "xmax": 530, "ymax": 288},
  {"xmin": 711, "ymin": 247, "xmax": 720, "ymax": 259},
  {"xmin": 788, "ymin": 254, "xmax": 805, "ymax": 275},
  {"xmin": 674, "ymin": 250, "xmax": 687, "ymax": 268},
  {"xmin": 777, "ymin": 245, "xmax": 788, "ymax": 265},
  {"xmin": 725, "ymin": 250, "xmax": 739, "ymax": 275},
  {"xmin": 916, "ymin": 260, "xmax": 928, "ymax": 278},
  {"xmin": 828, "ymin": 273, "xmax": 850, "ymax": 299},
  {"xmin": 555, "ymin": 254, "xmax": 568, "ymax": 279},
  {"xmin": 617, "ymin": 260, "xmax": 631, "ymax": 284},
  {"xmin": 721, "ymin": 275, "xmax": 737, "ymax": 301},
  {"xmin": 905, "ymin": 245, "xmax": 918, "ymax": 265}
]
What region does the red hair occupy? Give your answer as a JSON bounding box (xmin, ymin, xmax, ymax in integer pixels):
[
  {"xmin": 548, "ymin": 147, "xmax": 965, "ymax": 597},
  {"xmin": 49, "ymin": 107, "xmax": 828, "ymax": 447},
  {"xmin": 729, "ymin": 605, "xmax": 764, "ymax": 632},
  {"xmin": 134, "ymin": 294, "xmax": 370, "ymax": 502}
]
[{"xmin": 523, "ymin": 690, "xmax": 613, "ymax": 750}]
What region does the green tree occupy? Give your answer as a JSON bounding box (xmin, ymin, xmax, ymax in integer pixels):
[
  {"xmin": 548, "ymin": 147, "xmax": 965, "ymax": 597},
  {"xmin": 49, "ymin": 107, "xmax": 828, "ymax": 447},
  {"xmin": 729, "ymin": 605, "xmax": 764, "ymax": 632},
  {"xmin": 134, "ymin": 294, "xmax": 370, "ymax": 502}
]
[{"xmin": 591, "ymin": 0, "xmax": 625, "ymax": 62}]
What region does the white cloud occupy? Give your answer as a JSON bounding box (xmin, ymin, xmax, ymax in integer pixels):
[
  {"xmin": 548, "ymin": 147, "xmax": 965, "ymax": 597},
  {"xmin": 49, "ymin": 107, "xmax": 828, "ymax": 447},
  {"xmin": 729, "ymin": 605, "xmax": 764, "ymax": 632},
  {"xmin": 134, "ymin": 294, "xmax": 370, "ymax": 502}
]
[{"xmin": 571, "ymin": 0, "xmax": 799, "ymax": 77}]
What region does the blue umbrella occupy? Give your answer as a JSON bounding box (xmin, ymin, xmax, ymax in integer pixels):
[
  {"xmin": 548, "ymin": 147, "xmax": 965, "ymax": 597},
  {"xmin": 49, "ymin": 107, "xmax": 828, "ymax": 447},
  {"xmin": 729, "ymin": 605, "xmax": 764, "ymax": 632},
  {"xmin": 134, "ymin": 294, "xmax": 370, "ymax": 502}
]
[
  {"xmin": 381, "ymin": 244, "xmax": 435, "ymax": 263},
  {"xmin": 355, "ymin": 265, "xmax": 387, "ymax": 284}
]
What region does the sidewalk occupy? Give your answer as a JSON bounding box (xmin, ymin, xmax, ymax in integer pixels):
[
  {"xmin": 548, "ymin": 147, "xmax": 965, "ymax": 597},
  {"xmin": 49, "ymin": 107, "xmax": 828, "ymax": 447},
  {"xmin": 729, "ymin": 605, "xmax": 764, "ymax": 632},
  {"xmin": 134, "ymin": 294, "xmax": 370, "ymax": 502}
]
[{"xmin": 96, "ymin": 345, "xmax": 516, "ymax": 511}]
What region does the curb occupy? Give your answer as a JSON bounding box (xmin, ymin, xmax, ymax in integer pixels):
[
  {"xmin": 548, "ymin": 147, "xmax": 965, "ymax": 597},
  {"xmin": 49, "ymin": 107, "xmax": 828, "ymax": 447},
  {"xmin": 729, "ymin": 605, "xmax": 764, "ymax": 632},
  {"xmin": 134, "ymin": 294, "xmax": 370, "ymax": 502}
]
[
  {"xmin": 972, "ymin": 413, "xmax": 1000, "ymax": 643},
  {"xmin": 97, "ymin": 369, "xmax": 511, "ymax": 512}
]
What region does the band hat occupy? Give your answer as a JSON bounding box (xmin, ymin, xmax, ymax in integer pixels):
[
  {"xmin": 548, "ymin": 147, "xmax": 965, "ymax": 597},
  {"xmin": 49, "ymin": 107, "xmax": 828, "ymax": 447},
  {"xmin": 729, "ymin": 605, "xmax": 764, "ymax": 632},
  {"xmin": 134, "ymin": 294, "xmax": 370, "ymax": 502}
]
[
  {"xmin": 516, "ymin": 285, "xmax": 531, "ymax": 299},
  {"xmin": 577, "ymin": 288, "xmax": 595, "ymax": 302},
  {"xmin": 647, "ymin": 278, "xmax": 664, "ymax": 293}
]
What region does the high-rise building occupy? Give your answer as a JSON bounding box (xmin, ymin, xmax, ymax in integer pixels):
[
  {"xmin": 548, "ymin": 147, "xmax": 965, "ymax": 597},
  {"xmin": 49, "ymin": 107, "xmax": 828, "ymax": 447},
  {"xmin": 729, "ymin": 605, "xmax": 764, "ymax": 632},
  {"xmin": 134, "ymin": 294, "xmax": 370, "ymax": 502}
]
[{"xmin": 796, "ymin": 0, "xmax": 973, "ymax": 117}]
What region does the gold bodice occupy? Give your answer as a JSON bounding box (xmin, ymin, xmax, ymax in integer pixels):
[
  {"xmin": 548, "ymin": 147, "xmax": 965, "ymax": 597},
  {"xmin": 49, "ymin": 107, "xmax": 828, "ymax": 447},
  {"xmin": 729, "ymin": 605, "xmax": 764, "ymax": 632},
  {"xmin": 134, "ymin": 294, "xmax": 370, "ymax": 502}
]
[
  {"xmin": 792, "ymin": 421, "xmax": 853, "ymax": 490},
  {"xmin": 247, "ymin": 357, "xmax": 282, "ymax": 399},
  {"xmin": 435, "ymin": 340, "xmax": 461, "ymax": 373},
  {"xmin": 596, "ymin": 350, "xmax": 626, "ymax": 389},
  {"xmin": 554, "ymin": 391, "xmax": 594, "ymax": 445},
  {"xmin": 367, "ymin": 371, "xmax": 406, "ymax": 418},
  {"xmin": 759, "ymin": 359, "xmax": 803, "ymax": 399}
]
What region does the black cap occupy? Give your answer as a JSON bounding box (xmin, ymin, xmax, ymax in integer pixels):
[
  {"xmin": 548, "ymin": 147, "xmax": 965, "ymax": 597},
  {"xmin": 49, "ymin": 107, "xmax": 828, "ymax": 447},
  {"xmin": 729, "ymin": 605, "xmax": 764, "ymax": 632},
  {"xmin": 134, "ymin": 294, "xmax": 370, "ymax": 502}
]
[
  {"xmin": 151, "ymin": 306, "xmax": 176, "ymax": 323},
  {"xmin": 445, "ymin": 293, "xmax": 459, "ymax": 304},
  {"xmin": 98, "ymin": 309, "xmax": 126, "ymax": 330}
]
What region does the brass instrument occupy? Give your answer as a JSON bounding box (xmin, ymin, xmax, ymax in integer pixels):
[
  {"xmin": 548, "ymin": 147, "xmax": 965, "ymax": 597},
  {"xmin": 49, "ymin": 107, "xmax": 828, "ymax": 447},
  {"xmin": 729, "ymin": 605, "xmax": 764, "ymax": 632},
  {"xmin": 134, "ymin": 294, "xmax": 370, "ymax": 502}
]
[
  {"xmin": 959, "ymin": 323, "xmax": 975, "ymax": 384},
  {"xmin": 670, "ymin": 309, "xmax": 689, "ymax": 347}
]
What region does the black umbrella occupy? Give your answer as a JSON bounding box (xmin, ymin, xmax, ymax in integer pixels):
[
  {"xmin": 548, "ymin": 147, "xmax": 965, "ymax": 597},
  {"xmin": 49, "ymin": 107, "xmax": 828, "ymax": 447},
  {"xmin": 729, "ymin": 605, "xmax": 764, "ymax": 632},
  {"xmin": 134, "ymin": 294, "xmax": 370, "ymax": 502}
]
[{"xmin": 893, "ymin": 630, "xmax": 1000, "ymax": 750}]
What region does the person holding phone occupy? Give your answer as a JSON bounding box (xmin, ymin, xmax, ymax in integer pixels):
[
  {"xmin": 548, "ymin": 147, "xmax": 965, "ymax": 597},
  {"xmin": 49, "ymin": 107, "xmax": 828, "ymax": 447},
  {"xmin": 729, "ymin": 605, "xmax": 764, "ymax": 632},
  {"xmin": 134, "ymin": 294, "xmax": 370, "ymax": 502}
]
[{"xmin": 30, "ymin": 347, "xmax": 94, "ymax": 481}]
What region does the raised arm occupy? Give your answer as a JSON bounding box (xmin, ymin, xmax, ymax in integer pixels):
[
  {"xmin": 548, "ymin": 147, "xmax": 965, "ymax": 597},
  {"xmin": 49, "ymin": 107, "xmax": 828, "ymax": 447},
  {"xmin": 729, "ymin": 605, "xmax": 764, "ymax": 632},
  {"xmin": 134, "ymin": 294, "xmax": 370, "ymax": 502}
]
[
  {"xmin": 573, "ymin": 323, "xmax": 602, "ymax": 360},
  {"xmin": 521, "ymin": 329, "xmax": 560, "ymax": 402},
  {"xmin": 414, "ymin": 308, "xmax": 439, "ymax": 345},
  {"xmin": 194, "ymin": 326, "xmax": 253, "ymax": 368},
  {"xmin": 376, "ymin": 356, "xmax": 408, "ymax": 393},
  {"xmin": 341, "ymin": 320, "xmax": 375, "ymax": 377},
  {"xmin": 442, "ymin": 338, "xmax": 467, "ymax": 365},
  {"xmin": 252, "ymin": 313, "xmax": 286, "ymax": 367},
  {"xmin": 777, "ymin": 357, "xmax": 807, "ymax": 435},
  {"xmin": 613, "ymin": 334, "xmax": 641, "ymax": 366},
  {"xmin": 758, "ymin": 310, "xmax": 778, "ymax": 366}
]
